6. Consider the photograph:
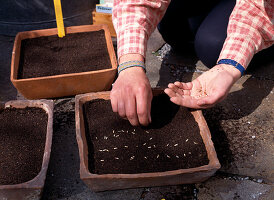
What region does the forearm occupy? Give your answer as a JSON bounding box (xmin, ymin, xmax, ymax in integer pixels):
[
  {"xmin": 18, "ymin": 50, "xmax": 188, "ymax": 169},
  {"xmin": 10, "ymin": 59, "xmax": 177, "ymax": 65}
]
[{"xmin": 218, "ymin": 0, "xmax": 274, "ymax": 69}]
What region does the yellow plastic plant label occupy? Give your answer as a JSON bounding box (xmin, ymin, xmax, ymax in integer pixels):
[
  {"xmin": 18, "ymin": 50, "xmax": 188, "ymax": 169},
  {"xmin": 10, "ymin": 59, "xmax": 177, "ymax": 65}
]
[{"xmin": 53, "ymin": 0, "xmax": 65, "ymax": 37}]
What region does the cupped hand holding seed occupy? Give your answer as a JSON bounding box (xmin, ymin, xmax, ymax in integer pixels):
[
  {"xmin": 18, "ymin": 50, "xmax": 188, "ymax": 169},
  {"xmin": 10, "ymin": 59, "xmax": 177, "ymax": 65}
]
[
  {"xmin": 110, "ymin": 54, "xmax": 153, "ymax": 126},
  {"xmin": 164, "ymin": 64, "xmax": 241, "ymax": 109}
]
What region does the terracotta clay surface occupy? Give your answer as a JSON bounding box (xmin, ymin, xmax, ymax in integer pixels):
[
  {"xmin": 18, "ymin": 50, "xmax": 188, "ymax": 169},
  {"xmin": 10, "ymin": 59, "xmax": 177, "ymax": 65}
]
[
  {"xmin": 0, "ymin": 100, "xmax": 53, "ymax": 200},
  {"xmin": 75, "ymin": 89, "xmax": 220, "ymax": 192},
  {"xmin": 11, "ymin": 24, "xmax": 117, "ymax": 99}
]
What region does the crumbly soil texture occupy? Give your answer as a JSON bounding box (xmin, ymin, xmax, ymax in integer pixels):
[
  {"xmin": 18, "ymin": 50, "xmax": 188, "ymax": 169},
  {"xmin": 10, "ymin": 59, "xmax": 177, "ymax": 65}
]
[
  {"xmin": 83, "ymin": 94, "xmax": 209, "ymax": 174},
  {"xmin": 18, "ymin": 30, "xmax": 111, "ymax": 79},
  {"xmin": 0, "ymin": 107, "xmax": 48, "ymax": 185}
]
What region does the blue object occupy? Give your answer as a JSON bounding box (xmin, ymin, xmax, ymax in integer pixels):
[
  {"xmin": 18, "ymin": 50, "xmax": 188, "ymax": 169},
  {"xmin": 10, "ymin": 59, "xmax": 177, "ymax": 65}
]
[{"xmin": 217, "ymin": 59, "xmax": 245, "ymax": 76}]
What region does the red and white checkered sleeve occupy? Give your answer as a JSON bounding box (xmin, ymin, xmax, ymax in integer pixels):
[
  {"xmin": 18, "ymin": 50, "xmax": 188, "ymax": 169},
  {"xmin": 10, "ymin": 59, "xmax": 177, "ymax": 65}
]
[
  {"xmin": 113, "ymin": 0, "xmax": 170, "ymax": 60},
  {"xmin": 218, "ymin": 0, "xmax": 274, "ymax": 68}
]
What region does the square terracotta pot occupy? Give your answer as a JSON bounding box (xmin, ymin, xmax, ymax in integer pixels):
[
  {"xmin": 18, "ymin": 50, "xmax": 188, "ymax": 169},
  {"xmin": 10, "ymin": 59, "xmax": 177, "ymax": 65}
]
[
  {"xmin": 75, "ymin": 89, "xmax": 221, "ymax": 192},
  {"xmin": 0, "ymin": 100, "xmax": 53, "ymax": 200},
  {"xmin": 11, "ymin": 24, "xmax": 117, "ymax": 99}
]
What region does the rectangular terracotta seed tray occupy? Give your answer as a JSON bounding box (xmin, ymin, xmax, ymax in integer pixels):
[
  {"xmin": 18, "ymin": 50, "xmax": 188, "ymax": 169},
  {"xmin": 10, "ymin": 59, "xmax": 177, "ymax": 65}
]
[
  {"xmin": 0, "ymin": 100, "xmax": 53, "ymax": 200},
  {"xmin": 11, "ymin": 24, "xmax": 117, "ymax": 99},
  {"xmin": 75, "ymin": 89, "xmax": 220, "ymax": 192}
]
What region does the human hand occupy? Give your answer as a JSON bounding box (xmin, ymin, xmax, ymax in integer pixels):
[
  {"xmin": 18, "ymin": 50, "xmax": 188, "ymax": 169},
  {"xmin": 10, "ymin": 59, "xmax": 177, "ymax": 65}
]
[
  {"xmin": 164, "ymin": 64, "xmax": 242, "ymax": 109},
  {"xmin": 110, "ymin": 67, "xmax": 152, "ymax": 126}
]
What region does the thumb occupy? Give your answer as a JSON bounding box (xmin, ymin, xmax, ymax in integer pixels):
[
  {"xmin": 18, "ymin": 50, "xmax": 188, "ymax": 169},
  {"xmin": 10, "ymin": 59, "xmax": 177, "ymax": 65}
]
[{"xmin": 197, "ymin": 95, "xmax": 219, "ymax": 107}]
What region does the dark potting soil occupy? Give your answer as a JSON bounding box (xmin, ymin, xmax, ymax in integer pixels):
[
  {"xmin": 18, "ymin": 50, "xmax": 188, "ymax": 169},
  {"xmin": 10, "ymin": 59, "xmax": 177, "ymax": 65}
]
[
  {"xmin": 0, "ymin": 107, "xmax": 48, "ymax": 185},
  {"xmin": 83, "ymin": 94, "xmax": 209, "ymax": 174},
  {"xmin": 18, "ymin": 30, "xmax": 111, "ymax": 79}
]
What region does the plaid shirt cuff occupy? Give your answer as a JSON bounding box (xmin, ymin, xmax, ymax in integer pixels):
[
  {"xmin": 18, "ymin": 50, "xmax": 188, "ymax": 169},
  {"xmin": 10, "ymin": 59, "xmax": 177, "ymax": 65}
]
[
  {"xmin": 218, "ymin": 35, "xmax": 255, "ymax": 69},
  {"xmin": 117, "ymin": 28, "xmax": 148, "ymax": 60}
]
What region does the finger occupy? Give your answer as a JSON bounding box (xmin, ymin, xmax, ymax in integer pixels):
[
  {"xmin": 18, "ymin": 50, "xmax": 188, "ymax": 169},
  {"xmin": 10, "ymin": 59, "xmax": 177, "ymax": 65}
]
[
  {"xmin": 164, "ymin": 88, "xmax": 177, "ymax": 98},
  {"xmin": 174, "ymin": 82, "xmax": 193, "ymax": 90},
  {"xmin": 125, "ymin": 95, "xmax": 139, "ymax": 126},
  {"xmin": 168, "ymin": 83, "xmax": 184, "ymax": 96},
  {"xmin": 136, "ymin": 91, "xmax": 150, "ymax": 126},
  {"xmin": 117, "ymin": 100, "xmax": 126, "ymax": 118},
  {"xmin": 182, "ymin": 82, "xmax": 193, "ymax": 90},
  {"xmin": 167, "ymin": 83, "xmax": 178, "ymax": 90},
  {"xmin": 110, "ymin": 90, "xmax": 118, "ymax": 112},
  {"xmin": 197, "ymin": 92, "xmax": 226, "ymax": 108},
  {"xmin": 174, "ymin": 81, "xmax": 184, "ymax": 89},
  {"xmin": 147, "ymin": 92, "xmax": 153, "ymax": 123}
]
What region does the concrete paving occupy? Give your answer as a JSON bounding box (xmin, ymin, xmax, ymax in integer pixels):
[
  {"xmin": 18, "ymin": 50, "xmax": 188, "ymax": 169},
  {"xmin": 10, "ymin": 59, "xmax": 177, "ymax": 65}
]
[{"xmin": 0, "ymin": 27, "xmax": 273, "ymax": 200}]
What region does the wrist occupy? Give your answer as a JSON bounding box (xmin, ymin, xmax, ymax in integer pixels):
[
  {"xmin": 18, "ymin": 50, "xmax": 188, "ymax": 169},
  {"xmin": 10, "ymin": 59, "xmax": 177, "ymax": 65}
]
[
  {"xmin": 118, "ymin": 54, "xmax": 146, "ymax": 75},
  {"xmin": 217, "ymin": 59, "xmax": 245, "ymax": 76},
  {"xmin": 118, "ymin": 60, "xmax": 146, "ymax": 75},
  {"xmin": 118, "ymin": 65, "xmax": 146, "ymax": 76},
  {"xmin": 215, "ymin": 64, "xmax": 241, "ymax": 81},
  {"xmin": 119, "ymin": 53, "xmax": 144, "ymax": 63}
]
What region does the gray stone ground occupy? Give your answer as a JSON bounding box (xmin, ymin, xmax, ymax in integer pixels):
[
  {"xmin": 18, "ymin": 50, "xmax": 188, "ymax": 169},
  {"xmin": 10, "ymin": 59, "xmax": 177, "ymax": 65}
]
[{"xmin": 0, "ymin": 29, "xmax": 273, "ymax": 199}]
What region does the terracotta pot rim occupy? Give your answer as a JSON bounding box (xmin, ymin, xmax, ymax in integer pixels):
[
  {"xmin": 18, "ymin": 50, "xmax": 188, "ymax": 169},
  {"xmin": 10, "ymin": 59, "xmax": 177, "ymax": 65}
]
[
  {"xmin": 80, "ymin": 163, "xmax": 220, "ymax": 179},
  {"xmin": 11, "ymin": 68, "xmax": 117, "ymax": 82}
]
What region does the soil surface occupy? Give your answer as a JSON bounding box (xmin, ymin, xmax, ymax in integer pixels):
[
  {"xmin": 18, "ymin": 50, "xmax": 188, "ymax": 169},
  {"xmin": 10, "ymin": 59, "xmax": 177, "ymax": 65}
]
[
  {"xmin": 83, "ymin": 94, "xmax": 209, "ymax": 174},
  {"xmin": 18, "ymin": 30, "xmax": 111, "ymax": 79},
  {"xmin": 0, "ymin": 107, "xmax": 48, "ymax": 185}
]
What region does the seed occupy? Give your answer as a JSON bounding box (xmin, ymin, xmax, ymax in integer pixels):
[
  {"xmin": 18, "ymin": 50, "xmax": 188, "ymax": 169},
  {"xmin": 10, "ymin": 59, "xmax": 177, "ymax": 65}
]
[
  {"xmin": 145, "ymin": 131, "xmax": 149, "ymax": 133},
  {"xmin": 130, "ymin": 156, "xmax": 135, "ymax": 160},
  {"xmin": 104, "ymin": 136, "xmax": 108, "ymax": 140},
  {"xmin": 132, "ymin": 132, "xmax": 135, "ymax": 135},
  {"xmin": 149, "ymin": 137, "xmax": 153, "ymax": 140},
  {"xmin": 133, "ymin": 129, "xmax": 135, "ymax": 132},
  {"xmin": 113, "ymin": 147, "xmax": 118, "ymax": 150},
  {"xmin": 174, "ymin": 144, "xmax": 178, "ymax": 146},
  {"xmin": 148, "ymin": 146, "xmax": 151, "ymax": 149},
  {"xmin": 188, "ymin": 152, "xmax": 191, "ymax": 154},
  {"xmin": 185, "ymin": 139, "xmax": 189, "ymax": 142},
  {"xmin": 166, "ymin": 143, "xmax": 169, "ymax": 146},
  {"xmin": 115, "ymin": 135, "xmax": 119, "ymax": 137},
  {"xmin": 102, "ymin": 149, "xmax": 109, "ymax": 152},
  {"xmin": 143, "ymin": 143, "xmax": 146, "ymax": 146},
  {"xmin": 144, "ymin": 156, "xmax": 147, "ymax": 159},
  {"xmin": 176, "ymin": 155, "xmax": 179, "ymax": 158},
  {"xmin": 184, "ymin": 154, "xmax": 186, "ymax": 157},
  {"xmin": 115, "ymin": 157, "xmax": 119, "ymax": 160},
  {"xmin": 100, "ymin": 160, "xmax": 104, "ymax": 162},
  {"xmin": 153, "ymin": 145, "xmax": 156, "ymax": 148},
  {"xmin": 99, "ymin": 150, "xmax": 103, "ymax": 152},
  {"xmin": 194, "ymin": 142, "xmax": 198, "ymax": 145},
  {"xmin": 127, "ymin": 131, "xmax": 128, "ymax": 133},
  {"xmin": 136, "ymin": 145, "xmax": 138, "ymax": 147},
  {"xmin": 112, "ymin": 130, "xmax": 115, "ymax": 133},
  {"xmin": 156, "ymin": 154, "xmax": 159, "ymax": 159},
  {"xmin": 95, "ymin": 137, "xmax": 98, "ymax": 140},
  {"xmin": 124, "ymin": 146, "xmax": 128, "ymax": 148},
  {"xmin": 167, "ymin": 155, "xmax": 170, "ymax": 158}
]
